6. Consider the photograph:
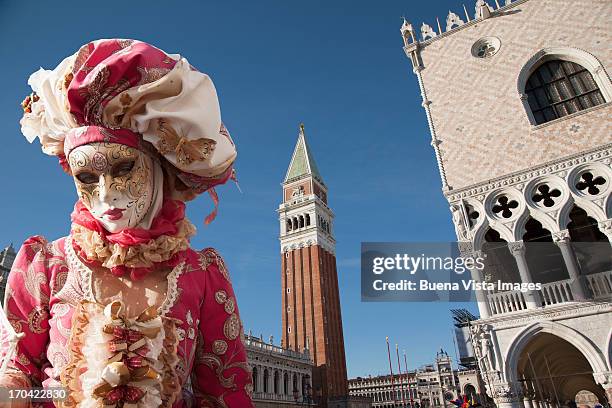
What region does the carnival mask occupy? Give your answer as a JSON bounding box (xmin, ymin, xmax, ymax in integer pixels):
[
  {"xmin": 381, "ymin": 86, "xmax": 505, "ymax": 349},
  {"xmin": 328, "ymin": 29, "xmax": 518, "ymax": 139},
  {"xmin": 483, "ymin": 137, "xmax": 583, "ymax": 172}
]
[{"xmin": 69, "ymin": 142, "xmax": 156, "ymax": 233}]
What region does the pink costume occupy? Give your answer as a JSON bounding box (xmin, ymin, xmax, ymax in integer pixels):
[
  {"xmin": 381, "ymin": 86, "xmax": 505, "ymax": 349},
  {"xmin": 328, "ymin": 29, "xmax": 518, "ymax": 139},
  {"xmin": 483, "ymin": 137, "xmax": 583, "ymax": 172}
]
[{"xmin": 4, "ymin": 39, "xmax": 255, "ymax": 407}]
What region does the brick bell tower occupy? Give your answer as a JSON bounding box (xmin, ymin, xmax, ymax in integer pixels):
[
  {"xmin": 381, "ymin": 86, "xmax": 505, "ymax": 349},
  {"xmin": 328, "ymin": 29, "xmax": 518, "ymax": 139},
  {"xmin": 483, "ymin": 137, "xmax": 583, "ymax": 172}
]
[{"xmin": 278, "ymin": 124, "xmax": 348, "ymax": 406}]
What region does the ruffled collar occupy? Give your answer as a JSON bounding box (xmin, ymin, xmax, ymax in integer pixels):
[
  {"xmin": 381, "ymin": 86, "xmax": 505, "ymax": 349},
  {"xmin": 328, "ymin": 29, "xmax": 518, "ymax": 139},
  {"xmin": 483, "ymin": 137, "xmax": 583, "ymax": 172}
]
[{"xmin": 70, "ymin": 199, "xmax": 195, "ymax": 280}]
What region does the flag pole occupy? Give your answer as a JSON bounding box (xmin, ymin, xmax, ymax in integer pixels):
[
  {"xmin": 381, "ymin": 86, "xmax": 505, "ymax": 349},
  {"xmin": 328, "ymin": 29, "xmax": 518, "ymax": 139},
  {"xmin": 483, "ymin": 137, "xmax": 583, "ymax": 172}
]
[
  {"xmin": 386, "ymin": 337, "xmax": 397, "ymax": 404},
  {"xmin": 404, "ymin": 351, "xmax": 414, "ymax": 408},
  {"xmin": 397, "ymin": 344, "xmax": 408, "ymax": 407}
]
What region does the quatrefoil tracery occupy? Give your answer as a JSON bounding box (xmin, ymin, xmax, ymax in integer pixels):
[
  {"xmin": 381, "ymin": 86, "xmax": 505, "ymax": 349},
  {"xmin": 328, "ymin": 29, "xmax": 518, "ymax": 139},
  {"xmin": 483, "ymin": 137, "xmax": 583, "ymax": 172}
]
[
  {"xmin": 532, "ymin": 184, "xmax": 562, "ymax": 208},
  {"xmin": 492, "ymin": 195, "xmax": 519, "ymax": 219},
  {"xmin": 576, "ymin": 171, "xmax": 606, "ymax": 196}
]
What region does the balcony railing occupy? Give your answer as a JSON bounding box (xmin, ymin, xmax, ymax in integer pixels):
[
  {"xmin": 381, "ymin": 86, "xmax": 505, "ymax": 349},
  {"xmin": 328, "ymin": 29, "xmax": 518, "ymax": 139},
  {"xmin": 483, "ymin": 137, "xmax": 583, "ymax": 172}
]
[
  {"xmin": 539, "ymin": 279, "xmax": 575, "ymax": 305},
  {"xmin": 486, "ymin": 270, "xmax": 612, "ymax": 316},
  {"xmin": 586, "ymin": 270, "xmax": 612, "ymax": 298},
  {"xmin": 488, "ymin": 290, "xmax": 527, "ymax": 315},
  {"xmin": 252, "ymin": 391, "xmax": 317, "ymax": 405}
]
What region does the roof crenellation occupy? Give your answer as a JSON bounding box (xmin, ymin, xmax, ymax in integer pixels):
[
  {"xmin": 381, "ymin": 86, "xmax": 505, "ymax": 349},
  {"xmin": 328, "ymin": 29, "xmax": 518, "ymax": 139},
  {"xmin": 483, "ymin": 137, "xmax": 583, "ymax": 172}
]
[{"xmin": 400, "ymin": 0, "xmax": 528, "ymax": 50}]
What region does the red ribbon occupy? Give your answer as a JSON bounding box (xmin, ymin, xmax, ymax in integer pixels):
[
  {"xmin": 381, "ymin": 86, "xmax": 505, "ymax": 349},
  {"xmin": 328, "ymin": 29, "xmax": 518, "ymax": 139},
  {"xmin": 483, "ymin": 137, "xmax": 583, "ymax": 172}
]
[
  {"xmin": 105, "ymin": 385, "xmax": 145, "ymax": 404},
  {"xmin": 109, "ymin": 326, "xmax": 144, "ymax": 343},
  {"xmin": 124, "ymin": 356, "xmax": 146, "ymax": 369}
]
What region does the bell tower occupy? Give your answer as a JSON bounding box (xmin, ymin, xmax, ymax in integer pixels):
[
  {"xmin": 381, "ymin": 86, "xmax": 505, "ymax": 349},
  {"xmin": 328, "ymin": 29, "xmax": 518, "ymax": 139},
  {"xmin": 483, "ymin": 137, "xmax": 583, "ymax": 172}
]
[{"xmin": 278, "ymin": 124, "xmax": 348, "ymax": 406}]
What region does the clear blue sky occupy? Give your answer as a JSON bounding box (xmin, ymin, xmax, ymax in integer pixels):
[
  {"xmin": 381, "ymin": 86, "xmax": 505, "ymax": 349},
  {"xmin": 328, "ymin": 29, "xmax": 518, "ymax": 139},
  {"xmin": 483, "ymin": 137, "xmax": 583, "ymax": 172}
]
[{"xmin": 0, "ymin": 0, "xmax": 478, "ymax": 377}]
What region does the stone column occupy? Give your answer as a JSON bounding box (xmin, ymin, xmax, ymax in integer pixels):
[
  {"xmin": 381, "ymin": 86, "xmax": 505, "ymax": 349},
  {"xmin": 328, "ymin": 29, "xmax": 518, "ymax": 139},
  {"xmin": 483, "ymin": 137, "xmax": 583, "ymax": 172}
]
[
  {"xmin": 598, "ymin": 219, "xmax": 612, "ymax": 245},
  {"xmin": 552, "ymin": 230, "xmax": 587, "ymax": 300},
  {"xmin": 523, "ymin": 397, "xmax": 534, "ymax": 408},
  {"xmin": 461, "ymin": 245, "xmax": 492, "ymax": 318},
  {"xmin": 508, "ymin": 241, "xmax": 541, "ymax": 309},
  {"xmin": 258, "ymin": 365, "xmax": 264, "ymax": 395}
]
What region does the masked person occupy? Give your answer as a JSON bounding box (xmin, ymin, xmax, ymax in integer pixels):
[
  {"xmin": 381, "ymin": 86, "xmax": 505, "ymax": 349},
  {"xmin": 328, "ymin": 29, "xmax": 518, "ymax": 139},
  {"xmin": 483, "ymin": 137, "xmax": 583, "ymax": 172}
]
[{"xmin": 0, "ymin": 39, "xmax": 254, "ymax": 408}]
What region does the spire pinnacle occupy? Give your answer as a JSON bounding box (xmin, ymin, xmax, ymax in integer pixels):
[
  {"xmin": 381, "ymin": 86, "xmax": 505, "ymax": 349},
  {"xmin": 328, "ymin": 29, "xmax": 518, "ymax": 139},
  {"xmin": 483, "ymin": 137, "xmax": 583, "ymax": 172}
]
[{"xmin": 283, "ymin": 123, "xmax": 324, "ymax": 184}]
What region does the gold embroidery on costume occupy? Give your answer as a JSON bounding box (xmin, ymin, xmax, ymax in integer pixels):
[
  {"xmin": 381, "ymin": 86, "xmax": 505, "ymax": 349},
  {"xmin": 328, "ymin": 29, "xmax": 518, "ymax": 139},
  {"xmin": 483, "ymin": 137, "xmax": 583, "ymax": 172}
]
[
  {"xmin": 215, "ymin": 290, "xmax": 228, "ymax": 304},
  {"xmin": 156, "ymin": 118, "xmax": 217, "ymax": 166},
  {"xmin": 79, "ymin": 64, "xmax": 131, "ymax": 126},
  {"xmin": 136, "ymin": 66, "xmax": 171, "ymax": 86},
  {"xmin": 27, "ymin": 307, "xmax": 48, "ymax": 334},
  {"xmin": 176, "ymin": 327, "xmax": 186, "ymax": 341},
  {"xmin": 53, "ymin": 271, "xmax": 68, "ymax": 296},
  {"xmin": 7, "ymin": 320, "xmax": 22, "ymax": 334},
  {"xmin": 212, "ymin": 340, "xmax": 228, "ymax": 355},
  {"xmin": 223, "ymin": 314, "xmax": 240, "ymax": 341},
  {"xmin": 245, "ymin": 382, "xmax": 254, "ymax": 398},
  {"xmin": 198, "ymin": 248, "xmax": 231, "ymax": 282},
  {"xmin": 223, "ymin": 298, "xmax": 235, "ymax": 315},
  {"xmin": 186, "ymin": 310, "xmax": 193, "ymax": 325}
]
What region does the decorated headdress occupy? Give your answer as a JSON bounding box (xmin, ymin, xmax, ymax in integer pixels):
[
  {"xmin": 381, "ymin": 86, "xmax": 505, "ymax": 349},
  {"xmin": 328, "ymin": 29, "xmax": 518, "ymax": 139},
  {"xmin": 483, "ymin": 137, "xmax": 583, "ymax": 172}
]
[
  {"xmin": 19, "ymin": 39, "xmax": 238, "ymax": 279},
  {"xmin": 20, "ymin": 38, "xmax": 237, "ymax": 210}
]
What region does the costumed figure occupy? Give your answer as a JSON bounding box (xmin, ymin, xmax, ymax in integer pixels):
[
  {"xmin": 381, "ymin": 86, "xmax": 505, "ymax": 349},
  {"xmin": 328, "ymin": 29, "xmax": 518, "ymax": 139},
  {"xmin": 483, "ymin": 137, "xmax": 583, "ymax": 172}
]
[
  {"xmin": 0, "ymin": 39, "xmax": 254, "ymax": 408},
  {"xmin": 447, "ymin": 394, "xmax": 482, "ymax": 408}
]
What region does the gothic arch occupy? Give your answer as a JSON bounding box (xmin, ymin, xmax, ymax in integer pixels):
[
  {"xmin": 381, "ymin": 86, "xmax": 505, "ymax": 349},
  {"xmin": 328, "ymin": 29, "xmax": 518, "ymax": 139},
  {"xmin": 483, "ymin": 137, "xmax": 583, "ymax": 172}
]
[
  {"xmin": 504, "ymin": 320, "xmax": 609, "ymax": 384},
  {"xmin": 569, "ymin": 197, "xmax": 607, "ymax": 224},
  {"xmin": 606, "ymin": 327, "xmax": 612, "ymax": 372},
  {"xmin": 514, "ymin": 208, "xmax": 559, "ymax": 240},
  {"xmin": 517, "ymin": 47, "xmax": 612, "ymax": 125}
]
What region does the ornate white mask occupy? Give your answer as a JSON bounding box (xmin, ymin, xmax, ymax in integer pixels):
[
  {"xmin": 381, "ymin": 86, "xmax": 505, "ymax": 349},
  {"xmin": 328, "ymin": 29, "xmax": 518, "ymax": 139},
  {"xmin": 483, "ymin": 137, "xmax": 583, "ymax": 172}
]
[{"xmin": 69, "ymin": 142, "xmax": 162, "ymax": 233}]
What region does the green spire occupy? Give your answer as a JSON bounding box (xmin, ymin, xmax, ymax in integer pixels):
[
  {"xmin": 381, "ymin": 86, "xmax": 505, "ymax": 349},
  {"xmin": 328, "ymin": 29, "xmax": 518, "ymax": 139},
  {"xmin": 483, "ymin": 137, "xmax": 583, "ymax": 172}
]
[{"xmin": 284, "ymin": 123, "xmax": 324, "ymax": 184}]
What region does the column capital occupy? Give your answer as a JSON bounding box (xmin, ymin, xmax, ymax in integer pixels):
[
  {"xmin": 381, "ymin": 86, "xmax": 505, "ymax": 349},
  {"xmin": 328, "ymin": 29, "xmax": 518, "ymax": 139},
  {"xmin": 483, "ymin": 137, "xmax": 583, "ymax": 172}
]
[
  {"xmin": 552, "ymin": 229, "xmax": 571, "ymax": 244},
  {"xmin": 492, "ymin": 381, "xmax": 524, "ymax": 404},
  {"xmin": 598, "ymin": 219, "xmax": 612, "ymax": 239},
  {"xmin": 458, "ymin": 241, "xmax": 475, "ymax": 258},
  {"xmin": 593, "ymin": 372, "xmax": 612, "ymax": 386},
  {"xmin": 508, "ymin": 241, "xmax": 526, "ymax": 257}
]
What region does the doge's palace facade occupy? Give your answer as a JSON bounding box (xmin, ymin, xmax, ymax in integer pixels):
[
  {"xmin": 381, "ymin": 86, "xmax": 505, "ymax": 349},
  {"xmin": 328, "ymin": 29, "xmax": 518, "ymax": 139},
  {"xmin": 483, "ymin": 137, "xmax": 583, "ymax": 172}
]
[{"xmin": 401, "ymin": 1, "xmax": 612, "ymax": 407}]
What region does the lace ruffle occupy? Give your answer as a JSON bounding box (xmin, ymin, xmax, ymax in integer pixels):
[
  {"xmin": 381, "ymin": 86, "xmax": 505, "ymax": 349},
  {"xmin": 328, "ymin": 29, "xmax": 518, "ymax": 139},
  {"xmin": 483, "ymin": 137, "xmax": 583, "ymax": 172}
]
[
  {"xmin": 59, "ymin": 301, "xmax": 181, "ymax": 407},
  {"xmin": 70, "ymin": 217, "xmax": 195, "ymax": 270}
]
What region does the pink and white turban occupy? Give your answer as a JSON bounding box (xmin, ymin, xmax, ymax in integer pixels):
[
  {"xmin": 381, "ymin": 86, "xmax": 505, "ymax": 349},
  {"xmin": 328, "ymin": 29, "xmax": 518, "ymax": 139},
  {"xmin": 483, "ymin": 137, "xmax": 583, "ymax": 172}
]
[{"xmin": 20, "ymin": 38, "xmax": 237, "ymax": 200}]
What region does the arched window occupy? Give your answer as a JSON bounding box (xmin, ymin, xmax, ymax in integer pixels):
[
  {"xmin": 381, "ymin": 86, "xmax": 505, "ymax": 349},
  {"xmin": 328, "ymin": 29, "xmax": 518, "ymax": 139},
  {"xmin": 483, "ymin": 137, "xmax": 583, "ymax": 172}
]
[
  {"xmin": 525, "ymin": 59, "xmax": 605, "ymax": 124},
  {"xmin": 567, "ymin": 205, "xmax": 612, "ymax": 276},
  {"xmin": 299, "ymin": 215, "xmax": 304, "ymax": 228},
  {"xmin": 274, "ymin": 370, "xmax": 279, "ymax": 394},
  {"xmin": 286, "ymin": 219, "xmax": 292, "ymax": 232},
  {"xmin": 523, "ymin": 217, "xmax": 569, "ymax": 284},
  {"xmin": 263, "ymin": 369, "xmax": 269, "ymax": 393},
  {"xmin": 305, "ymin": 213, "xmax": 311, "ymax": 226},
  {"xmin": 283, "ymin": 372, "xmax": 289, "ymax": 395},
  {"xmin": 252, "ymin": 367, "xmax": 259, "ymax": 392},
  {"xmin": 482, "ymin": 228, "xmax": 521, "ymax": 286},
  {"xmin": 293, "ymin": 217, "xmax": 298, "ymax": 229}
]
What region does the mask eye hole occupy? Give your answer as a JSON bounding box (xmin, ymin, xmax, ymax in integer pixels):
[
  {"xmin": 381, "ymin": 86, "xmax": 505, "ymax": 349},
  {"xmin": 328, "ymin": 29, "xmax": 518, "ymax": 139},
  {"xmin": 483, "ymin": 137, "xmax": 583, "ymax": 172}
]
[
  {"xmin": 112, "ymin": 160, "xmax": 135, "ymax": 177},
  {"xmin": 75, "ymin": 172, "xmax": 98, "ymax": 184}
]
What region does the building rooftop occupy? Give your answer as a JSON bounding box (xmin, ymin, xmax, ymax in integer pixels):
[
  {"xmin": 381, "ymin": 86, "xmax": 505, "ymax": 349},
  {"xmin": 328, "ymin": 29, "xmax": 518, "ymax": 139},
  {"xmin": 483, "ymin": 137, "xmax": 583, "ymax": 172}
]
[{"xmin": 400, "ymin": 0, "xmax": 525, "ymax": 50}]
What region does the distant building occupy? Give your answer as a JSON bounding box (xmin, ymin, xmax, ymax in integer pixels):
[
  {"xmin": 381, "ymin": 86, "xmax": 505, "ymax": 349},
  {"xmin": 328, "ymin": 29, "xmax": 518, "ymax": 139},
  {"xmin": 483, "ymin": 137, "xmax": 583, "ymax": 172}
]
[
  {"xmin": 0, "ymin": 244, "xmax": 16, "ymax": 302},
  {"xmin": 246, "ymin": 332, "xmax": 315, "ymax": 407},
  {"xmin": 452, "ymin": 310, "xmax": 488, "ymax": 406},
  {"xmin": 278, "ymin": 125, "xmax": 349, "ymax": 407},
  {"xmin": 348, "ymin": 350, "xmax": 464, "ymax": 408}
]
